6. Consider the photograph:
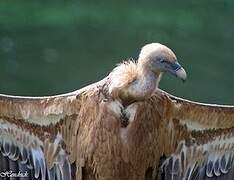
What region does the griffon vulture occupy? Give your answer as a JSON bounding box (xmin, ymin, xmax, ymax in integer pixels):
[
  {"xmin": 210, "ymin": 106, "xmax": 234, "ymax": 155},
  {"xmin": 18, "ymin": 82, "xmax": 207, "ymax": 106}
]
[{"xmin": 0, "ymin": 43, "xmax": 234, "ymax": 180}]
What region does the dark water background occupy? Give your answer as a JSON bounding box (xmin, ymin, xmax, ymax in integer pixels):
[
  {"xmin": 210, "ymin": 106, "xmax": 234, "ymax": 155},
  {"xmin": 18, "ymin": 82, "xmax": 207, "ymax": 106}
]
[{"xmin": 0, "ymin": 0, "xmax": 234, "ymax": 104}]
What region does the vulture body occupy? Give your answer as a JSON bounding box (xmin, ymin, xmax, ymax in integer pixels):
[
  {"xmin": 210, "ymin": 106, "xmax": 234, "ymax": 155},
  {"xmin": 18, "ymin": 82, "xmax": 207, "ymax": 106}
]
[{"xmin": 0, "ymin": 43, "xmax": 234, "ymax": 180}]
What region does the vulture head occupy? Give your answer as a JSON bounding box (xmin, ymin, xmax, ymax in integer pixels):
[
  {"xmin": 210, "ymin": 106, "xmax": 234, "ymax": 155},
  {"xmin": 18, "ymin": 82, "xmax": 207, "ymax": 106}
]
[
  {"xmin": 109, "ymin": 43, "xmax": 187, "ymax": 103},
  {"xmin": 138, "ymin": 43, "xmax": 187, "ymax": 81}
]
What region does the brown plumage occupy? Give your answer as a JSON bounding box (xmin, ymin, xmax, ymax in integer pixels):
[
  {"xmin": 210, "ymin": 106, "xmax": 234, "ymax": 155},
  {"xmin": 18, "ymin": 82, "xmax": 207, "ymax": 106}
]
[{"xmin": 0, "ymin": 43, "xmax": 234, "ymax": 180}]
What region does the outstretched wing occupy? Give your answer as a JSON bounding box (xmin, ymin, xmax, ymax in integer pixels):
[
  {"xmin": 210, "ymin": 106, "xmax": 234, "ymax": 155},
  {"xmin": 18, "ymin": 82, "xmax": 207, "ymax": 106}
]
[
  {"xmin": 157, "ymin": 90, "xmax": 234, "ymax": 180},
  {"xmin": 0, "ymin": 79, "xmax": 106, "ymax": 180}
]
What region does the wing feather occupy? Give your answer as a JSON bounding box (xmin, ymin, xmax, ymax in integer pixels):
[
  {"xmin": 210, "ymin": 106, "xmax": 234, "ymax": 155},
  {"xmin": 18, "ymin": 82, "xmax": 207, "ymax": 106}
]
[
  {"xmin": 161, "ymin": 136, "xmax": 234, "ymax": 179},
  {"xmin": 157, "ymin": 89, "xmax": 234, "ymax": 130},
  {"xmin": 0, "ymin": 119, "xmax": 72, "ymax": 179},
  {"xmin": 155, "ymin": 89, "xmax": 234, "ymax": 180},
  {"xmin": 0, "ymin": 78, "xmax": 107, "ymax": 179}
]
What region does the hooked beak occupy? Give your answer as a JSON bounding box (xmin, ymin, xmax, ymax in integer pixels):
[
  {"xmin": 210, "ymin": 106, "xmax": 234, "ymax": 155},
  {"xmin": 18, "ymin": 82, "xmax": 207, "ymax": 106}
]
[{"xmin": 168, "ymin": 61, "xmax": 187, "ymax": 82}]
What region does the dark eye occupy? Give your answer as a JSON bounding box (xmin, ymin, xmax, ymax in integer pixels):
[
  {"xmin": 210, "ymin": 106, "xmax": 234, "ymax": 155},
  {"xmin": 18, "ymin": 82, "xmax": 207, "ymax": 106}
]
[{"xmin": 160, "ymin": 59, "xmax": 170, "ymax": 64}]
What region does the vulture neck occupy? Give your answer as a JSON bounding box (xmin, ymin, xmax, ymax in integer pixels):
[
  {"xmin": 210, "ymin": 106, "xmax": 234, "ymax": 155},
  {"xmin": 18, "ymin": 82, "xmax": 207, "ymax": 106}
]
[{"xmin": 133, "ymin": 60, "xmax": 161, "ymax": 100}]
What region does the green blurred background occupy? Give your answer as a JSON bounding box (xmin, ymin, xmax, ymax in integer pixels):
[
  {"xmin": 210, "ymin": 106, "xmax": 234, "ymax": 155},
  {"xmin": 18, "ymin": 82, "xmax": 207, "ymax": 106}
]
[{"xmin": 0, "ymin": 0, "xmax": 234, "ymax": 104}]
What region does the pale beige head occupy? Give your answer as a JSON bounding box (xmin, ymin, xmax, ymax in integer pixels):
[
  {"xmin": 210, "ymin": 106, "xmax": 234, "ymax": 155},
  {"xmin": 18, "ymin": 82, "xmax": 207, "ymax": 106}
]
[{"xmin": 138, "ymin": 43, "xmax": 187, "ymax": 81}]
